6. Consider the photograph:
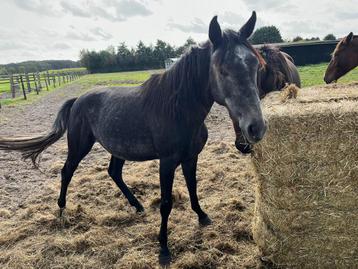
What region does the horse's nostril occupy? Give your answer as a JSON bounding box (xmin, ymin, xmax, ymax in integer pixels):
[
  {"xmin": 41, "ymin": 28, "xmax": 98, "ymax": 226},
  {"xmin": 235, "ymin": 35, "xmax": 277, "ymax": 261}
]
[
  {"xmin": 248, "ymin": 124, "xmax": 258, "ymax": 138},
  {"xmin": 247, "ymin": 122, "xmax": 266, "ymax": 142}
]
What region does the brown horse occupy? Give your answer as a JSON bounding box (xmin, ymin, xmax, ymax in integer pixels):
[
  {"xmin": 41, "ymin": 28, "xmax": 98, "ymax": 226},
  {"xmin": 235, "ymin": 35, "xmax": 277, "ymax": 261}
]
[
  {"xmin": 235, "ymin": 45, "xmax": 301, "ymax": 153},
  {"xmin": 257, "ymin": 45, "xmax": 301, "ymax": 97},
  {"xmin": 324, "ymin": 32, "xmax": 358, "ymax": 83}
]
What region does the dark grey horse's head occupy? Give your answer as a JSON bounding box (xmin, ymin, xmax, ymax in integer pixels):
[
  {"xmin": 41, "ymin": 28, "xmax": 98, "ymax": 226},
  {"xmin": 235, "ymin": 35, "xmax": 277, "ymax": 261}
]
[{"xmin": 208, "ymin": 12, "xmax": 267, "ymax": 145}]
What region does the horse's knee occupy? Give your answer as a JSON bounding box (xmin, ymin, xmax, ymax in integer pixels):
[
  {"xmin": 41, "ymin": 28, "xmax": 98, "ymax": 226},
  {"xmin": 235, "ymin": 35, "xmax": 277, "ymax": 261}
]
[{"xmin": 160, "ymin": 199, "xmax": 172, "ymax": 216}]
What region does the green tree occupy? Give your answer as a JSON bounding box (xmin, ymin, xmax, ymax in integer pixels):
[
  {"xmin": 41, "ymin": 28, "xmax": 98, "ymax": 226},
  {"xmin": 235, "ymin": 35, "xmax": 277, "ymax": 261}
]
[
  {"xmin": 292, "ymin": 36, "xmax": 303, "ymax": 42},
  {"xmin": 323, "ymin": 34, "xmax": 336, "ymax": 41},
  {"xmin": 305, "ymin": 37, "xmax": 320, "ymax": 41},
  {"xmin": 250, "ymin": 26, "xmax": 283, "ymax": 44},
  {"xmin": 176, "ymin": 37, "xmax": 197, "ymax": 55}
]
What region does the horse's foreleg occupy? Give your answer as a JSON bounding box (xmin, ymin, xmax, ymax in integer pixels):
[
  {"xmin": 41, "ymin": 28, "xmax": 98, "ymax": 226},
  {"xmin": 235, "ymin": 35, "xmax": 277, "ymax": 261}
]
[
  {"xmin": 108, "ymin": 156, "xmax": 144, "ymax": 212},
  {"xmin": 181, "ymin": 156, "xmax": 212, "ymax": 226},
  {"xmin": 158, "ymin": 157, "xmax": 178, "ymax": 266}
]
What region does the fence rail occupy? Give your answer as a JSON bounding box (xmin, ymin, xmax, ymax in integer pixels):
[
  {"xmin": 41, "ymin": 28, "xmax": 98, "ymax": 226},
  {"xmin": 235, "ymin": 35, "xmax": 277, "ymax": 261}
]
[{"xmin": 0, "ymin": 70, "xmax": 87, "ymax": 102}]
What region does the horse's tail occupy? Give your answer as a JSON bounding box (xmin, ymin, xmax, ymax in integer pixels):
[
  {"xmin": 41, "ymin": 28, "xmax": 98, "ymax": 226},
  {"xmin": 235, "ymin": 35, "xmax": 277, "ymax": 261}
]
[{"xmin": 0, "ymin": 98, "xmax": 77, "ymax": 167}]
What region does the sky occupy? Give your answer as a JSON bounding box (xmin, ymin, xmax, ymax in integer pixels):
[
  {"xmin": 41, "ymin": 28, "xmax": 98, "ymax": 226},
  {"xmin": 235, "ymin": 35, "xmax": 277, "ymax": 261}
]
[{"xmin": 0, "ymin": 0, "xmax": 357, "ymax": 64}]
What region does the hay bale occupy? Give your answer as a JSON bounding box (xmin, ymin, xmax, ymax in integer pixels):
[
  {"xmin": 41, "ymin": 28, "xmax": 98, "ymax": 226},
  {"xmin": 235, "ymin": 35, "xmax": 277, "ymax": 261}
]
[{"xmin": 252, "ymin": 83, "xmax": 358, "ymax": 268}]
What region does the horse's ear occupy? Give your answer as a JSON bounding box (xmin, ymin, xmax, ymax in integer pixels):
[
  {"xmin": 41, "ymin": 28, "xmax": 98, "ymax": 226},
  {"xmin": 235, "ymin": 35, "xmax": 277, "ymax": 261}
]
[
  {"xmin": 344, "ymin": 32, "xmax": 354, "ymax": 44},
  {"xmin": 239, "ymin": 11, "xmax": 256, "ymax": 39},
  {"xmin": 209, "ymin": 16, "xmax": 222, "ymax": 49}
]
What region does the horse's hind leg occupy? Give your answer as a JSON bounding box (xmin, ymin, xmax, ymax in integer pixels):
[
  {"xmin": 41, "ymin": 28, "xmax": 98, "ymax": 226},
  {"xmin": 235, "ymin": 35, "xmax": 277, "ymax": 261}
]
[
  {"xmin": 181, "ymin": 156, "xmax": 212, "ymax": 226},
  {"xmin": 58, "ymin": 126, "xmax": 95, "ymax": 216},
  {"xmin": 108, "ymin": 156, "xmax": 144, "ymax": 212}
]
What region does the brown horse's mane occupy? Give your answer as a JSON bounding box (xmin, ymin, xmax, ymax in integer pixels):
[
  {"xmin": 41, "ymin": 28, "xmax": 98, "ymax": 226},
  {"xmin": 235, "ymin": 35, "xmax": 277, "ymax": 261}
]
[
  {"xmin": 141, "ymin": 30, "xmax": 265, "ymax": 119},
  {"xmin": 258, "ymin": 45, "xmax": 293, "ymax": 93}
]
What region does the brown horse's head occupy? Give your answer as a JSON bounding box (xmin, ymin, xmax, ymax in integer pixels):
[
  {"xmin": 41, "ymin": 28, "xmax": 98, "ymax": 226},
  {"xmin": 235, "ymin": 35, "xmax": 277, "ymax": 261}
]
[{"xmin": 324, "ymin": 32, "xmax": 358, "ymax": 83}]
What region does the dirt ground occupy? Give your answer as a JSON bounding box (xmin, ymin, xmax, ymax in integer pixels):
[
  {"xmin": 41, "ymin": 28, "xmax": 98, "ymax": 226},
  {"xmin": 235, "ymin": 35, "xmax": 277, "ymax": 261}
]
[{"xmin": 0, "ymin": 84, "xmax": 264, "ymax": 268}]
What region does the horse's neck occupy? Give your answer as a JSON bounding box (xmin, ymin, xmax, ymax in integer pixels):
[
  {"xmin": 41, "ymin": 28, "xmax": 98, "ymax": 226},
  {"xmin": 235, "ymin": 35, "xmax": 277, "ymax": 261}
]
[{"xmin": 353, "ymin": 39, "xmax": 358, "ymax": 64}]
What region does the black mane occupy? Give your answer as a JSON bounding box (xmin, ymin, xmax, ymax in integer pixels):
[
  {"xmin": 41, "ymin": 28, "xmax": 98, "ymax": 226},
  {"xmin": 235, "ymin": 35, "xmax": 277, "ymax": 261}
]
[
  {"xmin": 141, "ymin": 41, "xmax": 212, "ymax": 119},
  {"xmin": 141, "ymin": 30, "xmax": 265, "ymax": 119}
]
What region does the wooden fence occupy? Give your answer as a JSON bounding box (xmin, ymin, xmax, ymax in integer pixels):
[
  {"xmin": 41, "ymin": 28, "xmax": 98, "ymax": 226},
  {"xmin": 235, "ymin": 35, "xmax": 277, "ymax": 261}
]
[{"xmin": 0, "ymin": 70, "xmax": 87, "ymax": 101}]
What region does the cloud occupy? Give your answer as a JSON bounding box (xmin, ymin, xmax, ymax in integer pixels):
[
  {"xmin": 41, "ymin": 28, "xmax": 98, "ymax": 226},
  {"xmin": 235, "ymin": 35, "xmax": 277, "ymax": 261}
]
[
  {"xmin": 90, "ymin": 27, "xmax": 113, "ymax": 40},
  {"xmin": 60, "ymin": 1, "xmax": 91, "ymax": 18},
  {"xmin": 335, "ymin": 11, "xmax": 358, "ymax": 21},
  {"xmin": 0, "ymin": 41, "xmax": 25, "ymax": 51},
  {"xmin": 52, "ymin": 43, "xmax": 71, "ymax": 50},
  {"xmin": 114, "ymin": 0, "xmax": 152, "ymax": 18},
  {"xmin": 59, "ymin": 0, "xmax": 152, "ymax": 22},
  {"xmin": 242, "ymin": 0, "xmax": 281, "ymax": 10},
  {"xmin": 13, "ymin": 0, "xmax": 57, "ymax": 15},
  {"xmin": 65, "ymin": 31, "xmax": 96, "ymax": 41},
  {"xmin": 220, "ymin": 11, "xmax": 244, "ymax": 27},
  {"xmin": 282, "ymin": 20, "xmax": 332, "ymax": 37},
  {"xmin": 167, "ymin": 18, "xmax": 207, "ymax": 34}
]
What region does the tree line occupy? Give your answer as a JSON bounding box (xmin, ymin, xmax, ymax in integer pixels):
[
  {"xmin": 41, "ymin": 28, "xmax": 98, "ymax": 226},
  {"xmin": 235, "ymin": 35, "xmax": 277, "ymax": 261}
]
[
  {"xmin": 80, "ymin": 26, "xmax": 338, "ymax": 73},
  {"xmin": 79, "ymin": 38, "xmax": 197, "ymax": 73},
  {"xmin": 0, "ymin": 60, "xmax": 81, "ymax": 75}
]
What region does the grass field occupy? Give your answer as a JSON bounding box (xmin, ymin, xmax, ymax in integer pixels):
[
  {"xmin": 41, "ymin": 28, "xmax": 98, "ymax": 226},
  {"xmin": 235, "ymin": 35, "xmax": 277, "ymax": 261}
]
[
  {"xmin": 298, "ymin": 63, "xmax": 358, "ymax": 87},
  {"xmin": 1, "ymin": 64, "xmax": 357, "ymax": 107}
]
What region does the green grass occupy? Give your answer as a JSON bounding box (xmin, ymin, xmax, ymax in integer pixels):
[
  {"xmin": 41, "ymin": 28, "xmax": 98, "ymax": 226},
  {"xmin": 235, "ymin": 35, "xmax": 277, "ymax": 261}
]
[
  {"xmin": 298, "ymin": 63, "xmax": 358, "ymax": 88},
  {"xmin": 0, "ymin": 80, "xmax": 10, "ymax": 94},
  {"xmin": 45, "ymin": 67, "xmax": 87, "ymax": 74},
  {"xmin": 75, "ymin": 69, "xmax": 161, "ymax": 89}
]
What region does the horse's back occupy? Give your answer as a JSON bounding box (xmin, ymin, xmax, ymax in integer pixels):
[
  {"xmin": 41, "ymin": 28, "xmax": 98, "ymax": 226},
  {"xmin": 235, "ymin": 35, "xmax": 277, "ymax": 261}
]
[{"xmin": 69, "ymin": 86, "xmax": 158, "ymax": 161}]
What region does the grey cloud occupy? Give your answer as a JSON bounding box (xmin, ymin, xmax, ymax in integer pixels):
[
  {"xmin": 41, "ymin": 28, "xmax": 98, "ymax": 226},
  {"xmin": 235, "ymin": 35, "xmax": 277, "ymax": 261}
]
[
  {"xmin": 335, "ymin": 11, "xmax": 358, "ymax": 21},
  {"xmin": 115, "ymin": 0, "xmax": 152, "ymax": 18},
  {"xmin": 89, "ymin": 5, "xmax": 118, "ymax": 22},
  {"xmin": 220, "ymin": 11, "xmax": 244, "ymax": 27},
  {"xmin": 242, "ymin": 0, "xmax": 291, "ymax": 11},
  {"xmin": 13, "ymin": 0, "xmax": 57, "ymax": 15},
  {"xmin": 0, "ymin": 42, "xmax": 25, "ymax": 51},
  {"xmin": 167, "ymin": 18, "xmax": 207, "ymax": 34},
  {"xmin": 60, "ymin": 1, "xmax": 91, "ymax": 18},
  {"xmin": 282, "ymin": 20, "xmax": 332, "ymax": 37},
  {"xmin": 65, "ymin": 31, "xmax": 96, "ymax": 41},
  {"xmin": 52, "ymin": 43, "xmax": 71, "ymax": 50},
  {"xmin": 90, "ymin": 27, "xmax": 113, "ymax": 40},
  {"xmin": 59, "ymin": 0, "xmax": 152, "ymax": 22}
]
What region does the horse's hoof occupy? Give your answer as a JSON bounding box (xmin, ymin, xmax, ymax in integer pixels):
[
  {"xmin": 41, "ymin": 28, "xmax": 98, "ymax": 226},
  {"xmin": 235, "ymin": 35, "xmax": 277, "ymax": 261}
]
[
  {"xmin": 199, "ymin": 215, "xmax": 212, "ymax": 226},
  {"xmin": 58, "ymin": 207, "xmax": 65, "ymax": 218},
  {"xmin": 136, "ymin": 204, "xmax": 145, "ymax": 213},
  {"xmin": 159, "ymin": 248, "xmax": 171, "ymax": 266}
]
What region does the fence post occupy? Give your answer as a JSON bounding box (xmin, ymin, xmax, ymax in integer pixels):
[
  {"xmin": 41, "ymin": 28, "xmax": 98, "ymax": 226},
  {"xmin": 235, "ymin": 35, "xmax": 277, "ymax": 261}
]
[
  {"xmin": 32, "ymin": 73, "xmax": 39, "ymax": 94},
  {"xmin": 20, "ymin": 75, "xmax": 27, "ymax": 100},
  {"xmin": 52, "ymin": 74, "xmax": 56, "ymax": 87},
  {"xmin": 25, "ymin": 73, "xmax": 31, "ymax": 92},
  {"xmin": 43, "ymin": 73, "xmax": 49, "ymax": 91},
  {"xmin": 46, "ymin": 71, "xmax": 51, "ymax": 86},
  {"xmin": 10, "ymin": 75, "xmax": 16, "ymax": 98},
  {"xmin": 58, "ymin": 73, "xmax": 61, "ymax": 86},
  {"xmin": 37, "ymin": 72, "xmax": 42, "ymax": 91}
]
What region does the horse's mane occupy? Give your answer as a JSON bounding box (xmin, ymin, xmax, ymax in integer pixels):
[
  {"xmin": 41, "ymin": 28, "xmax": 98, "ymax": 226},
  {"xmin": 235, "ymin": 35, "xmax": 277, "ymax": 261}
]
[
  {"xmin": 142, "ymin": 30, "xmax": 265, "ymax": 119},
  {"xmin": 258, "ymin": 45, "xmax": 293, "ymax": 92},
  {"xmin": 141, "ymin": 41, "xmax": 212, "ymax": 119}
]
